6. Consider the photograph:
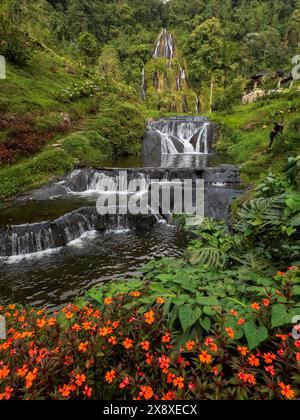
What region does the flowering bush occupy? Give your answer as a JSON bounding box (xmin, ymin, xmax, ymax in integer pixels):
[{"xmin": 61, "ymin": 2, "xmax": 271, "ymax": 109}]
[
  {"xmin": 56, "ymin": 80, "xmax": 101, "ymax": 103},
  {"xmin": 0, "ymin": 271, "xmax": 299, "ymax": 400}
]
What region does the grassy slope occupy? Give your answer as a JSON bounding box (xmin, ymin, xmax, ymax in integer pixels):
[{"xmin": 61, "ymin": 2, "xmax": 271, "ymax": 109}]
[
  {"xmin": 211, "ymin": 92, "xmax": 300, "ymax": 184},
  {"xmin": 0, "ymin": 52, "xmax": 146, "ymax": 200}
]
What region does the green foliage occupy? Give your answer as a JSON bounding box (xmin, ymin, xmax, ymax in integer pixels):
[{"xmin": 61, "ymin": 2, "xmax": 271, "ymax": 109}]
[
  {"xmin": 89, "ymin": 94, "xmax": 146, "ymax": 155},
  {"xmin": 62, "ymin": 131, "xmax": 113, "ymax": 164},
  {"xmin": 77, "ymin": 32, "xmax": 99, "ymax": 63},
  {"xmin": 0, "ymin": 149, "xmax": 74, "ymax": 199}
]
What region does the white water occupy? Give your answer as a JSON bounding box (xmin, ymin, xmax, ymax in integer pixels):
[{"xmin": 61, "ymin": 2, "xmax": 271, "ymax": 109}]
[
  {"xmin": 150, "ymin": 119, "xmax": 211, "ymax": 155},
  {"xmin": 153, "ymin": 29, "xmax": 174, "ymax": 59}
]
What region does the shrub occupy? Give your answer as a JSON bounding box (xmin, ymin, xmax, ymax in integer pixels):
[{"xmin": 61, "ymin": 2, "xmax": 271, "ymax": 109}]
[{"xmin": 0, "ymin": 17, "xmax": 33, "ymax": 66}]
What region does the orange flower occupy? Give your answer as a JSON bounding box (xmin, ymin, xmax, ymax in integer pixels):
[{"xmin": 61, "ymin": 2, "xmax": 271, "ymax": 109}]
[
  {"xmin": 108, "ymin": 336, "xmax": 117, "ymax": 345},
  {"xmin": 159, "ymin": 355, "xmax": 170, "ymax": 373},
  {"xmin": 145, "ymin": 353, "xmax": 153, "ymax": 365},
  {"xmin": 237, "ymin": 372, "xmax": 256, "ymax": 385},
  {"xmin": 225, "ymin": 327, "xmax": 235, "ymax": 339},
  {"xmin": 265, "ymin": 365, "xmax": 275, "ymax": 376},
  {"xmin": 199, "ymin": 350, "xmax": 212, "ymax": 364},
  {"xmin": 263, "ymin": 299, "xmax": 270, "ymax": 307},
  {"xmin": 47, "ymin": 317, "xmax": 56, "ymax": 326},
  {"xmin": 17, "ymin": 364, "xmax": 28, "ymax": 378},
  {"xmin": 36, "ymin": 318, "xmax": 47, "ymax": 329},
  {"xmin": 75, "ymin": 373, "xmax": 86, "ymax": 387},
  {"xmin": 279, "ymin": 383, "xmax": 295, "ymax": 400},
  {"xmin": 123, "ymin": 338, "xmax": 133, "ymax": 349},
  {"xmin": 0, "ymin": 386, "xmax": 13, "ymax": 400},
  {"xmin": 99, "ymin": 327, "xmax": 113, "ymax": 336},
  {"xmin": 140, "ymin": 341, "xmax": 150, "ymax": 351},
  {"xmin": 139, "ymin": 386, "xmax": 153, "ymax": 400},
  {"xmin": 162, "ymin": 332, "xmax": 171, "ymax": 343},
  {"xmin": 130, "ymin": 291, "xmax": 141, "ymax": 297},
  {"xmin": 248, "ymin": 354, "xmax": 260, "ymax": 367},
  {"xmin": 276, "ymin": 271, "xmax": 286, "ymax": 277},
  {"xmin": 105, "ymin": 370, "xmax": 116, "ymax": 384},
  {"xmin": 78, "ymin": 341, "xmax": 89, "ymax": 353},
  {"xmin": 0, "ymin": 365, "xmax": 10, "ymax": 380},
  {"xmin": 104, "ymin": 297, "xmax": 113, "ymax": 305},
  {"xmin": 64, "ymin": 356, "xmax": 74, "ymax": 366},
  {"xmin": 72, "ymin": 323, "xmax": 82, "ymax": 331},
  {"xmin": 250, "ymin": 302, "xmax": 260, "ymax": 311},
  {"xmin": 237, "ymin": 346, "xmax": 249, "ymax": 356},
  {"xmin": 173, "ymin": 376, "xmax": 184, "ymax": 389},
  {"xmin": 210, "ymin": 342, "xmax": 218, "ymax": 352},
  {"xmin": 185, "ymin": 340, "xmax": 196, "ymax": 351},
  {"xmin": 162, "ymin": 391, "xmax": 176, "ymax": 400},
  {"xmin": 263, "ymin": 353, "xmax": 276, "ymax": 364},
  {"xmin": 156, "ymin": 297, "xmax": 165, "ymax": 304},
  {"xmin": 144, "ymin": 310, "xmax": 155, "ymax": 325},
  {"xmin": 296, "ymin": 353, "xmax": 300, "ymax": 362},
  {"xmin": 58, "ymin": 384, "xmax": 72, "ymax": 398},
  {"xmin": 276, "ymin": 334, "xmax": 288, "ymax": 341},
  {"xmin": 83, "ymin": 384, "xmax": 92, "ymax": 398},
  {"xmin": 237, "ymin": 318, "xmax": 245, "ymax": 325},
  {"xmin": 65, "ymin": 311, "xmax": 73, "ymax": 320},
  {"xmin": 230, "ymin": 309, "xmax": 238, "ymax": 317},
  {"xmin": 25, "ymin": 368, "xmax": 38, "ymax": 389},
  {"xmin": 167, "ymin": 372, "xmax": 176, "ymax": 384}
]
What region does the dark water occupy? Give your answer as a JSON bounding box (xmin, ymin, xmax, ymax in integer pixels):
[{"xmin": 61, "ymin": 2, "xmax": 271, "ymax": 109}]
[
  {"xmin": 0, "ymin": 224, "xmax": 186, "ymax": 310},
  {"xmin": 102, "ymin": 153, "xmax": 233, "ymax": 169},
  {"xmin": 0, "ymin": 152, "xmax": 234, "ymax": 309}
]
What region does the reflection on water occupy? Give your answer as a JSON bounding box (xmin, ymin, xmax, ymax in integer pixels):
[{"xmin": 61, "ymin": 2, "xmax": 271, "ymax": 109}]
[
  {"xmin": 0, "ymin": 224, "xmax": 186, "ymax": 310},
  {"xmin": 101, "ymin": 153, "xmax": 233, "ymax": 169}
]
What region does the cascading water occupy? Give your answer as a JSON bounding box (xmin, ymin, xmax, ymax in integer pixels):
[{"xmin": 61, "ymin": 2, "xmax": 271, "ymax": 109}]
[
  {"xmin": 141, "ymin": 67, "xmax": 146, "ymax": 101},
  {"xmin": 153, "ymin": 29, "xmax": 175, "ymax": 60},
  {"xmin": 148, "ymin": 117, "xmax": 213, "ymax": 155},
  {"xmin": 0, "ymin": 207, "xmax": 158, "ymax": 257}
]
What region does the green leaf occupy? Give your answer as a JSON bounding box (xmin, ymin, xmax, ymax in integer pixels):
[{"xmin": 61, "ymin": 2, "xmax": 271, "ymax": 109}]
[
  {"xmin": 179, "ymin": 304, "xmax": 202, "ymax": 332},
  {"xmin": 156, "ymin": 274, "xmax": 173, "ymax": 282},
  {"xmin": 271, "ymin": 304, "xmax": 288, "ymax": 328},
  {"xmin": 243, "ymin": 322, "xmax": 268, "ymax": 350},
  {"xmin": 196, "ymin": 296, "xmax": 219, "ymax": 306},
  {"xmin": 172, "ymin": 294, "xmax": 190, "ymax": 305},
  {"xmin": 87, "ymin": 288, "xmax": 103, "ymax": 304},
  {"xmin": 292, "ymin": 285, "xmax": 300, "ymax": 296},
  {"xmin": 199, "ymin": 317, "xmax": 212, "ymax": 332}
]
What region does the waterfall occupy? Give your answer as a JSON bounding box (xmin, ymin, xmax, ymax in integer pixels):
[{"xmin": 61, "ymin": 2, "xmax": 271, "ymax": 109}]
[
  {"xmin": 0, "ymin": 207, "xmax": 159, "ymax": 257},
  {"xmin": 141, "ymin": 67, "xmax": 146, "ymax": 101},
  {"xmin": 153, "ymin": 29, "xmax": 175, "ymax": 60},
  {"xmin": 149, "ymin": 117, "xmax": 212, "ymax": 155},
  {"xmin": 0, "ymin": 209, "xmax": 98, "ymax": 257}
]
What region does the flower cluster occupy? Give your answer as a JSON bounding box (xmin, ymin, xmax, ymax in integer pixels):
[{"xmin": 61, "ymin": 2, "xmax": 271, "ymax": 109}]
[{"xmin": 0, "ymin": 285, "xmax": 299, "ymax": 400}]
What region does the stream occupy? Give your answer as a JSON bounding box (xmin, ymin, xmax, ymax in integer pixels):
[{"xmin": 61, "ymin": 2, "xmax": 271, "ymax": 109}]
[{"xmin": 0, "ymin": 117, "xmax": 242, "ymax": 310}]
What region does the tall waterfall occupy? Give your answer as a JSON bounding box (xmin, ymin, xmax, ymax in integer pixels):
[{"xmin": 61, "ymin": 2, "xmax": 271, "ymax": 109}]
[
  {"xmin": 153, "ymin": 29, "xmax": 175, "ymax": 59},
  {"xmin": 148, "ymin": 117, "xmax": 212, "ymax": 155},
  {"xmin": 141, "ymin": 67, "xmax": 146, "ymax": 101}
]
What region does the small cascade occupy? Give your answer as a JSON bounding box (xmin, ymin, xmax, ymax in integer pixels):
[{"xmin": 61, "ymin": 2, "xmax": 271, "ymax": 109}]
[
  {"xmin": 148, "ymin": 117, "xmax": 213, "ymax": 155},
  {"xmin": 0, "ymin": 209, "xmax": 98, "ymax": 257},
  {"xmin": 65, "ymin": 170, "xmax": 150, "ymax": 195},
  {"xmin": 0, "ymin": 207, "xmax": 159, "ymax": 257},
  {"xmin": 153, "ymin": 29, "xmax": 175, "ymax": 60},
  {"xmin": 141, "ymin": 67, "xmax": 146, "ymax": 101}
]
